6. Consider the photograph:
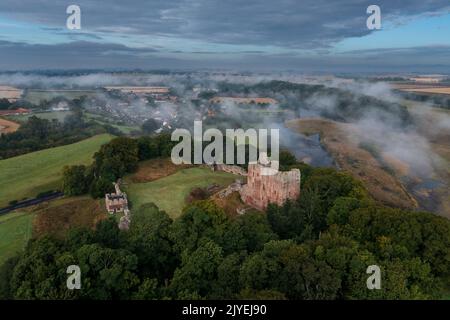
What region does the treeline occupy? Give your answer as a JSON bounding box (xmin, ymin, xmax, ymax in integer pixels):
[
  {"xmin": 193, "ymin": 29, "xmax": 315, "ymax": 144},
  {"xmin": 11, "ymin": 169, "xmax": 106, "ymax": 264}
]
[
  {"xmin": 2, "ymin": 160, "xmax": 449, "ymax": 300},
  {"xmin": 62, "ymin": 134, "xmax": 177, "ymax": 198},
  {"xmin": 63, "ymin": 132, "xmax": 282, "ymax": 199},
  {"xmin": 217, "ymin": 80, "xmax": 413, "ymax": 126},
  {"xmin": 0, "ymin": 98, "xmax": 13, "ymax": 110},
  {"xmin": 0, "ymin": 110, "xmax": 119, "ymax": 159},
  {"xmin": 398, "ymin": 91, "xmax": 450, "ymax": 110},
  {"xmin": 0, "ymin": 95, "xmax": 76, "ymax": 111}
]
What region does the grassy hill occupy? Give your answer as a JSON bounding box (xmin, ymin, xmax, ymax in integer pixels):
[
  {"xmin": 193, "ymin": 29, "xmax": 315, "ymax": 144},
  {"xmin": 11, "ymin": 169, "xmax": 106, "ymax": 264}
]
[
  {"xmin": 0, "ymin": 195, "xmax": 107, "ymax": 267},
  {"xmin": 0, "ymin": 211, "xmax": 34, "ymax": 266},
  {"xmin": 126, "ymin": 167, "xmax": 237, "ymax": 219},
  {"xmin": 0, "ymin": 134, "xmax": 113, "ymax": 208}
]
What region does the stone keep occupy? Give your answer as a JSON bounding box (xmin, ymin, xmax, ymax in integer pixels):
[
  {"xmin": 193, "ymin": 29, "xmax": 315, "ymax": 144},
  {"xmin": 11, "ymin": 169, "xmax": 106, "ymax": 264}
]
[{"xmin": 240, "ymin": 154, "xmax": 300, "ymax": 210}]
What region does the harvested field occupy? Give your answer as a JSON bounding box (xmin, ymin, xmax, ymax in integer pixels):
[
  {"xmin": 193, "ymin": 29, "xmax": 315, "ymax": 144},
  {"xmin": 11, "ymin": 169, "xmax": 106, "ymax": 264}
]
[
  {"xmin": 0, "ymin": 86, "xmax": 22, "ymax": 101},
  {"xmin": 286, "ymin": 118, "xmax": 418, "ymax": 209},
  {"xmin": 391, "ymin": 84, "xmax": 450, "ymax": 96},
  {"xmin": 0, "ymin": 118, "xmax": 20, "ymax": 134},
  {"xmin": 401, "ymin": 87, "xmax": 450, "ymax": 95}
]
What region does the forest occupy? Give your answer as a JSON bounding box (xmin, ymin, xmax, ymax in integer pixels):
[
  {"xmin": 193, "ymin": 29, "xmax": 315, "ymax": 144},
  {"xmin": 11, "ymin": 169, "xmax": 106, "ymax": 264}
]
[{"xmin": 1, "ymin": 148, "xmax": 449, "ymax": 300}]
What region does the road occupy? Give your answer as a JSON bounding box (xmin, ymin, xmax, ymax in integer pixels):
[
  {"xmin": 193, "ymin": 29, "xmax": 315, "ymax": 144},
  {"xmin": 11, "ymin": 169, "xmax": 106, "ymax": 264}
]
[{"xmin": 0, "ymin": 192, "xmax": 64, "ymax": 216}]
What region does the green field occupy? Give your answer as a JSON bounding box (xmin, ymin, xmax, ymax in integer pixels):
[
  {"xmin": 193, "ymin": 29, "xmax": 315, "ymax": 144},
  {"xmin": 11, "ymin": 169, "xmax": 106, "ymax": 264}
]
[
  {"xmin": 6, "ymin": 111, "xmax": 73, "ymax": 123},
  {"xmin": 0, "ymin": 211, "xmax": 34, "ymax": 266},
  {"xmin": 126, "ymin": 167, "xmax": 236, "ymax": 219},
  {"xmin": 24, "ymin": 90, "xmax": 97, "ymax": 105},
  {"xmin": 0, "ymin": 134, "xmax": 113, "ymax": 207},
  {"xmin": 84, "ymin": 112, "xmax": 140, "ymax": 134}
]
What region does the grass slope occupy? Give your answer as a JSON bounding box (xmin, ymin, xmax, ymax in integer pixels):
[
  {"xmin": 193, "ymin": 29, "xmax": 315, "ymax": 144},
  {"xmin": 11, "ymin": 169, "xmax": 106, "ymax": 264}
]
[
  {"xmin": 126, "ymin": 167, "xmax": 236, "ymax": 219},
  {"xmin": 7, "ymin": 111, "xmax": 73, "ymax": 123},
  {"xmin": 32, "ymin": 196, "xmax": 107, "ymax": 239},
  {"xmin": 84, "ymin": 112, "xmax": 140, "ymax": 134},
  {"xmin": 0, "ymin": 211, "xmax": 34, "ymax": 266},
  {"xmin": 0, "ymin": 134, "xmax": 113, "ymax": 207}
]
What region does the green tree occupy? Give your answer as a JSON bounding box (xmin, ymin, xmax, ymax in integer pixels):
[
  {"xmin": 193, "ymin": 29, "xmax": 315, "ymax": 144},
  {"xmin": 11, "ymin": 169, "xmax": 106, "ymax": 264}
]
[
  {"xmin": 126, "ymin": 203, "xmax": 177, "ymax": 280},
  {"xmin": 62, "ymin": 165, "xmax": 88, "ymax": 196},
  {"xmin": 170, "ymin": 240, "xmax": 223, "ymax": 298},
  {"xmin": 137, "ymin": 136, "xmax": 159, "ymax": 160},
  {"xmin": 142, "ymin": 118, "xmax": 162, "ymax": 134},
  {"xmin": 75, "ymin": 244, "xmax": 140, "ymax": 299},
  {"xmin": 237, "ymin": 212, "xmax": 278, "ymax": 252}
]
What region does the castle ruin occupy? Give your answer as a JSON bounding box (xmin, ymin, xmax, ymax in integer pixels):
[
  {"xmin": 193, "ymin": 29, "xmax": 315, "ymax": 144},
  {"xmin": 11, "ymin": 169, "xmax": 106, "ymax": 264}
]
[
  {"xmin": 105, "ymin": 180, "xmax": 132, "ymax": 230},
  {"xmin": 105, "ymin": 181, "xmax": 128, "ymax": 214},
  {"xmin": 239, "ymin": 153, "xmax": 300, "ymax": 210}
]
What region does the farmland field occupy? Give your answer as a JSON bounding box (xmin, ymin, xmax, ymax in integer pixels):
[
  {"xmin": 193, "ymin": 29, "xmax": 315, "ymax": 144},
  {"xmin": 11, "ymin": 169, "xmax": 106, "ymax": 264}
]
[
  {"xmin": 126, "ymin": 167, "xmax": 237, "ymax": 219},
  {"xmin": 24, "ymin": 90, "xmax": 97, "ymax": 104},
  {"xmin": 6, "ymin": 111, "xmax": 73, "ymax": 123},
  {"xmin": 0, "ymin": 118, "xmax": 20, "ymax": 134},
  {"xmin": 0, "ymin": 86, "xmax": 22, "ymax": 100},
  {"xmin": 399, "ymin": 87, "xmax": 450, "ymax": 96},
  {"xmin": 84, "ymin": 112, "xmax": 140, "ymax": 134},
  {"xmin": 0, "ymin": 134, "xmax": 113, "ymax": 208},
  {"xmin": 0, "ymin": 211, "xmax": 34, "ymax": 266}
]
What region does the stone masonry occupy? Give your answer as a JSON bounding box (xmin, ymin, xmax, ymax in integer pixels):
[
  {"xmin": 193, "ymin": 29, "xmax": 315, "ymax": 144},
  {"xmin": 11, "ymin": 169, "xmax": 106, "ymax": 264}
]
[
  {"xmin": 105, "ymin": 181, "xmax": 128, "ymax": 214},
  {"xmin": 239, "ymin": 154, "xmax": 300, "ymax": 210}
]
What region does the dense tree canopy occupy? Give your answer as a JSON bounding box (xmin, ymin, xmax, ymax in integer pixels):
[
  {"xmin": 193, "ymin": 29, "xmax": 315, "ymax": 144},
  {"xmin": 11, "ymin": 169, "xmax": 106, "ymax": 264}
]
[
  {"xmin": 5, "ymin": 131, "xmax": 448, "ymax": 300},
  {"xmin": 2, "ymin": 159, "xmax": 449, "ymax": 300}
]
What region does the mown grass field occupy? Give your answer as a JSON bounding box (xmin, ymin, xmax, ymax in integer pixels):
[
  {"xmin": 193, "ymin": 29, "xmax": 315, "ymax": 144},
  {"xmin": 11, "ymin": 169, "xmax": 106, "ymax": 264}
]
[
  {"xmin": 0, "ymin": 134, "xmax": 113, "ymax": 208},
  {"xmin": 7, "ymin": 111, "xmax": 73, "ymax": 123},
  {"xmin": 126, "ymin": 167, "xmax": 236, "ymax": 219},
  {"xmin": 0, "ymin": 211, "xmax": 34, "ymax": 266}
]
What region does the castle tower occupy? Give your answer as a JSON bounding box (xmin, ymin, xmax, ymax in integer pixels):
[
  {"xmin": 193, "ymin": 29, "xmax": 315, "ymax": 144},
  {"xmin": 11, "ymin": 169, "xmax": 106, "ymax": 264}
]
[{"xmin": 239, "ymin": 154, "xmax": 300, "ymax": 210}]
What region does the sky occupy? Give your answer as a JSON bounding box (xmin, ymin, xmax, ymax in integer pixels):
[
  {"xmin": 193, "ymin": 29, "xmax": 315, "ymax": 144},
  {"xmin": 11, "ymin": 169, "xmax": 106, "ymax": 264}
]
[{"xmin": 0, "ymin": 0, "xmax": 449, "ymax": 73}]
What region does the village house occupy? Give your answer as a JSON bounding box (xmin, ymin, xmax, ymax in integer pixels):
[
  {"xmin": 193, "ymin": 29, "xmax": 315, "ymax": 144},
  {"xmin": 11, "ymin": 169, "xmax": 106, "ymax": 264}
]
[{"xmin": 0, "ymin": 108, "xmax": 31, "ymax": 116}]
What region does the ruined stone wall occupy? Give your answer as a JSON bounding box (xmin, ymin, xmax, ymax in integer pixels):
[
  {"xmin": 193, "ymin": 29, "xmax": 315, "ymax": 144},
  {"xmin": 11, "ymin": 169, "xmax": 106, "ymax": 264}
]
[
  {"xmin": 212, "ymin": 164, "xmax": 248, "ymax": 176},
  {"xmin": 240, "ymin": 164, "xmax": 300, "ymax": 210}
]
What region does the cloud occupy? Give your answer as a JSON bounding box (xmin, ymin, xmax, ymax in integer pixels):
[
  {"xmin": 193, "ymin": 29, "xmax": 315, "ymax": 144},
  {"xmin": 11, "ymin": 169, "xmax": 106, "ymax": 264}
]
[
  {"xmin": 0, "ymin": 0, "xmax": 448, "ymax": 48},
  {"xmin": 1, "ymin": 39, "xmax": 450, "ymax": 72},
  {"xmin": 0, "ymin": 40, "xmax": 172, "ymax": 70},
  {"xmin": 0, "ymin": 0, "xmax": 450, "ymax": 72}
]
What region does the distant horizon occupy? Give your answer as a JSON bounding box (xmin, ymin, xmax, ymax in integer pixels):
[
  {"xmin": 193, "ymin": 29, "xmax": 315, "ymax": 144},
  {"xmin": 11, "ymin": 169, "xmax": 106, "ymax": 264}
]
[
  {"xmin": 0, "ymin": 69, "xmax": 449, "ymax": 77},
  {"xmin": 0, "ymin": 1, "xmax": 449, "ymax": 72}
]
